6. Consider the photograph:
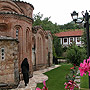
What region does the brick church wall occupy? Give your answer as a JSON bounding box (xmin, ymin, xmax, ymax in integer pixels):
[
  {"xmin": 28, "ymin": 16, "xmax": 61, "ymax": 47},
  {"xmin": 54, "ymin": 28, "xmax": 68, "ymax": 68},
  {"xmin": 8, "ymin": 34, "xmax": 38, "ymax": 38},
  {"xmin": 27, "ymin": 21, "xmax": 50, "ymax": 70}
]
[
  {"xmin": 0, "ymin": 0, "xmax": 34, "ymax": 77},
  {"xmin": 32, "ymin": 26, "xmax": 53, "ymax": 70},
  {"xmin": 0, "ymin": 0, "xmax": 53, "ymax": 87}
]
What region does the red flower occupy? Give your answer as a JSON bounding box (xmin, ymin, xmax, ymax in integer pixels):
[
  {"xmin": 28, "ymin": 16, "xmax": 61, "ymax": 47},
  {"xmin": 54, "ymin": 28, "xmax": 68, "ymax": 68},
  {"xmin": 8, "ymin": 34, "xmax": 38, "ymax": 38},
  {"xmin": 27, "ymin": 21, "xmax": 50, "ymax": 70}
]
[
  {"xmin": 73, "ymin": 64, "xmax": 76, "ymax": 66},
  {"xmin": 64, "ymin": 80, "xmax": 78, "ymax": 90},
  {"xmin": 70, "ymin": 67, "xmax": 74, "ymax": 70},
  {"xmin": 73, "ymin": 75, "xmax": 75, "ymax": 77}
]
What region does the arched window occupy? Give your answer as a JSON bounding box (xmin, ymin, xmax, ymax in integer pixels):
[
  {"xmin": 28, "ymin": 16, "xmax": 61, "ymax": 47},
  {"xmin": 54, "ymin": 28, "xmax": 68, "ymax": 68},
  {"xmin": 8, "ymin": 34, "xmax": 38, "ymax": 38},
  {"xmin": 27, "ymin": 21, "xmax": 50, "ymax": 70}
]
[
  {"xmin": 16, "ymin": 29, "xmax": 19, "ymax": 39},
  {"xmin": 1, "ymin": 48, "xmax": 5, "ymax": 60}
]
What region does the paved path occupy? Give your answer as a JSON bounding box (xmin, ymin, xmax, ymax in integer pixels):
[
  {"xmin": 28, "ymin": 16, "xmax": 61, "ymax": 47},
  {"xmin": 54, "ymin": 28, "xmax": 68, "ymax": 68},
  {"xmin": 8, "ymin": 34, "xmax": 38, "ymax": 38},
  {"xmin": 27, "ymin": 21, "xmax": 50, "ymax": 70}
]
[{"xmin": 12, "ymin": 65, "xmax": 60, "ymax": 90}]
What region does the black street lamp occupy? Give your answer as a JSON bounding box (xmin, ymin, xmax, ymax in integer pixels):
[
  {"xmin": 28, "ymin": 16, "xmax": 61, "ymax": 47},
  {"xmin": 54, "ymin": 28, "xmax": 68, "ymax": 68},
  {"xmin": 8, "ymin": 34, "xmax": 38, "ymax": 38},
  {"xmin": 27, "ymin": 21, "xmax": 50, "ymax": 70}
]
[
  {"xmin": 71, "ymin": 10, "xmax": 90, "ymax": 89},
  {"xmin": 71, "ymin": 11, "xmax": 78, "ymax": 23}
]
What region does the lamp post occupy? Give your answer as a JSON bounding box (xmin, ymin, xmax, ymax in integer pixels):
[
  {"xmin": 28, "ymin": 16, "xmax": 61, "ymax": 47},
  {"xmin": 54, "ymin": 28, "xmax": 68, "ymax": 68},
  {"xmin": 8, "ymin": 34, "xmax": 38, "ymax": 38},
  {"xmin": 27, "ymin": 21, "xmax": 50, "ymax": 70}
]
[{"xmin": 71, "ymin": 10, "xmax": 90, "ymax": 89}]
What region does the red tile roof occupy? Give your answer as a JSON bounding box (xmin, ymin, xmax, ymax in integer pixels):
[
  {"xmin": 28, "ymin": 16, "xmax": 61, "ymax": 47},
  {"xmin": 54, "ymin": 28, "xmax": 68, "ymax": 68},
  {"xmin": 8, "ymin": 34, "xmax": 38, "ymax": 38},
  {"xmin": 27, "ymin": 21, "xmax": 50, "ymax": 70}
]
[{"xmin": 55, "ymin": 30, "xmax": 83, "ymax": 37}]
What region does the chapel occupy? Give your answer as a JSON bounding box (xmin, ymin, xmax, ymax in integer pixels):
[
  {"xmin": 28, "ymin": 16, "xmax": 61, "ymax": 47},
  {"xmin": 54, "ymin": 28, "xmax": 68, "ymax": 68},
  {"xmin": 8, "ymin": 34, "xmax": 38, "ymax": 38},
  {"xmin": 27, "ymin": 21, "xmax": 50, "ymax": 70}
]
[{"xmin": 0, "ymin": 0, "xmax": 53, "ymax": 88}]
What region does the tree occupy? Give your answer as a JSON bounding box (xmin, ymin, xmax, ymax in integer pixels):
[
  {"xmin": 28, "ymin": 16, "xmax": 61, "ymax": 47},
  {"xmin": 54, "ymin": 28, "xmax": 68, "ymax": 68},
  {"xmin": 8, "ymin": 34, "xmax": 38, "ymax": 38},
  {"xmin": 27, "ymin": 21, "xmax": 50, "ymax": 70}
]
[
  {"xmin": 33, "ymin": 13, "xmax": 60, "ymax": 34},
  {"xmin": 81, "ymin": 29, "xmax": 87, "ymax": 55},
  {"xmin": 33, "ymin": 12, "xmax": 83, "ymax": 34},
  {"xmin": 33, "ymin": 12, "xmax": 84, "ymax": 58},
  {"xmin": 33, "ymin": 12, "xmax": 43, "ymax": 26},
  {"xmin": 53, "ymin": 36, "xmax": 63, "ymax": 57},
  {"xmin": 66, "ymin": 43, "xmax": 87, "ymax": 66}
]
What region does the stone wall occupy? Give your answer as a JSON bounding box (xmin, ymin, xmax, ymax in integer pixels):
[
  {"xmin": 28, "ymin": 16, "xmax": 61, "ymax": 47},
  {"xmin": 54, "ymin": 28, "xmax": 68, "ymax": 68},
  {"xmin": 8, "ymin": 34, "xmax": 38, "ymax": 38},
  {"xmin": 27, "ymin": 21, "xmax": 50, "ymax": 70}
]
[{"xmin": 0, "ymin": 37, "xmax": 19, "ymax": 87}]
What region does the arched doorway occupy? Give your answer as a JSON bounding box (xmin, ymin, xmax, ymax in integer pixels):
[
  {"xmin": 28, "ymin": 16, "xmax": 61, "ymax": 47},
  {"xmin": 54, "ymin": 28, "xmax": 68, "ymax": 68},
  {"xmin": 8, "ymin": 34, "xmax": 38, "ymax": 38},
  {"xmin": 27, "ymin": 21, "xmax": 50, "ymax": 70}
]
[{"xmin": 32, "ymin": 36, "xmax": 36, "ymax": 70}]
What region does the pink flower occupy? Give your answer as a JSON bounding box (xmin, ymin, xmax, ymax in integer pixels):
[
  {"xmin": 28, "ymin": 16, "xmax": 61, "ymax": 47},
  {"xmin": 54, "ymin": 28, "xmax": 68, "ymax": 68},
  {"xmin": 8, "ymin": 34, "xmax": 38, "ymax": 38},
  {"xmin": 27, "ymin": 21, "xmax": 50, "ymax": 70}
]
[
  {"xmin": 64, "ymin": 80, "xmax": 78, "ymax": 90},
  {"xmin": 43, "ymin": 81, "xmax": 48, "ymax": 90},
  {"xmin": 79, "ymin": 57, "xmax": 90, "ymax": 76},
  {"xmin": 36, "ymin": 81, "xmax": 48, "ymax": 90},
  {"xmin": 87, "ymin": 57, "xmax": 90, "ymax": 63},
  {"xmin": 36, "ymin": 87, "xmax": 41, "ymax": 90},
  {"xmin": 43, "ymin": 80, "xmax": 46, "ymax": 87}
]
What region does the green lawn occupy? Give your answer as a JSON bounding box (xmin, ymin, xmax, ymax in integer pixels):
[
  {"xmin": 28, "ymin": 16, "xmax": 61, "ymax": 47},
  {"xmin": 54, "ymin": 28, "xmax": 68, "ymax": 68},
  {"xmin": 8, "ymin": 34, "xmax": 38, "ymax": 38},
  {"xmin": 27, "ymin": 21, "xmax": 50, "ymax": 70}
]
[
  {"xmin": 80, "ymin": 74, "xmax": 89, "ymax": 90},
  {"xmin": 36, "ymin": 64, "xmax": 74, "ymax": 90}
]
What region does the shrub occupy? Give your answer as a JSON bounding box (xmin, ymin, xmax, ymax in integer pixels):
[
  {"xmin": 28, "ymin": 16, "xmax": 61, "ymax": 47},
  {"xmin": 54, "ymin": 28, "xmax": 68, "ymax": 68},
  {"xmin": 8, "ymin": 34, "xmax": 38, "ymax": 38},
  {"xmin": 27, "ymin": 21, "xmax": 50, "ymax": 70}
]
[
  {"xmin": 53, "ymin": 36, "xmax": 63, "ymax": 57},
  {"xmin": 63, "ymin": 46, "xmax": 68, "ymax": 52},
  {"xmin": 66, "ymin": 43, "xmax": 87, "ymax": 66}
]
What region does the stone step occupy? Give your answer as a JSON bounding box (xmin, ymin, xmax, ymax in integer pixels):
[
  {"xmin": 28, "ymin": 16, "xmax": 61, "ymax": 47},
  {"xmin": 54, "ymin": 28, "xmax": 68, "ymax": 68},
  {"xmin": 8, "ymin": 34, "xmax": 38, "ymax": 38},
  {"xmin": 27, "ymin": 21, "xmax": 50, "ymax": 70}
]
[
  {"xmin": 77, "ymin": 83, "xmax": 80, "ymax": 89},
  {"xmin": 75, "ymin": 76, "xmax": 80, "ymax": 79},
  {"xmin": 76, "ymin": 70, "xmax": 80, "ymax": 75},
  {"xmin": 74, "ymin": 79, "xmax": 80, "ymax": 83}
]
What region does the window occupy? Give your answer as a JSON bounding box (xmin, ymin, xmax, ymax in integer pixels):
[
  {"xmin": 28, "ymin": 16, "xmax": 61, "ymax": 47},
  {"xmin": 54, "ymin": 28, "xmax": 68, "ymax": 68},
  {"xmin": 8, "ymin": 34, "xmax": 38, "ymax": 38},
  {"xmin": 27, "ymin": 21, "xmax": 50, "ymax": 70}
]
[
  {"xmin": 26, "ymin": 30, "xmax": 29, "ymax": 52},
  {"xmin": 77, "ymin": 37, "xmax": 80, "ymax": 42},
  {"xmin": 64, "ymin": 38, "xmax": 67, "ymax": 42},
  {"xmin": 16, "ymin": 29, "xmax": 19, "ymax": 39},
  {"xmin": 1, "ymin": 48, "xmax": 5, "ymax": 60},
  {"xmin": 70, "ymin": 38, "xmax": 73, "ymax": 42}
]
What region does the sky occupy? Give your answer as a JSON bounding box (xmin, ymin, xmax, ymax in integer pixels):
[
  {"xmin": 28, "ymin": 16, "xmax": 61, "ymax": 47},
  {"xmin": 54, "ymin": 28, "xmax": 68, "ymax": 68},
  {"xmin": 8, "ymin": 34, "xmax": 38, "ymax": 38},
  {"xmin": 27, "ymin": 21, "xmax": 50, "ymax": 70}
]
[{"xmin": 22, "ymin": 0, "xmax": 90, "ymax": 25}]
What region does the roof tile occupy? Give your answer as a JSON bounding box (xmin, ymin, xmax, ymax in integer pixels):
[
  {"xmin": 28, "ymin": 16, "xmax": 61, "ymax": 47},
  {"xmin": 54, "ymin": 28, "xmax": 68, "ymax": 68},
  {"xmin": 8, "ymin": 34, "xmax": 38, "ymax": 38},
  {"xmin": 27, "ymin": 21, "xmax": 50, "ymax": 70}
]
[{"xmin": 55, "ymin": 30, "xmax": 83, "ymax": 37}]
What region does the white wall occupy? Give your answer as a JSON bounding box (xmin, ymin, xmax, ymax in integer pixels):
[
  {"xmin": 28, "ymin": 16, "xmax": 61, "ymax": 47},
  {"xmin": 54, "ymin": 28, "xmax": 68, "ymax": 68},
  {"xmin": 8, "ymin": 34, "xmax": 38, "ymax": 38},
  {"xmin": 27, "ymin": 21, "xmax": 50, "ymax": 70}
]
[
  {"xmin": 60, "ymin": 38, "xmax": 62, "ymax": 44},
  {"xmin": 59, "ymin": 36, "xmax": 82, "ymax": 47}
]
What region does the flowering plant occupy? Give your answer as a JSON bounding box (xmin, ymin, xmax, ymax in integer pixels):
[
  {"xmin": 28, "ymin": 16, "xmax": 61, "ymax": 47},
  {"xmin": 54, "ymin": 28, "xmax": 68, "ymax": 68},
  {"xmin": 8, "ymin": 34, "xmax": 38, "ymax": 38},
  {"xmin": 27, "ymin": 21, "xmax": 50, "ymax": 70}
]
[
  {"xmin": 79, "ymin": 57, "xmax": 90, "ymax": 76},
  {"xmin": 36, "ymin": 80, "xmax": 48, "ymax": 90},
  {"xmin": 66, "ymin": 65, "xmax": 78, "ymax": 82},
  {"xmin": 65, "ymin": 65, "xmax": 79, "ymax": 90},
  {"xmin": 64, "ymin": 80, "xmax": 78, "ymax": 90}
]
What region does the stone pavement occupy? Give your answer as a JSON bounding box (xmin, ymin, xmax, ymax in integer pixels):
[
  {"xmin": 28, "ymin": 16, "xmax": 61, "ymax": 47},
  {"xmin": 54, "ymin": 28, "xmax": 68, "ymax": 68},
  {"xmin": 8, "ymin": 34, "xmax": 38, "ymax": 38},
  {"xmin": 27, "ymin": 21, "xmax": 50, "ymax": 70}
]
[{"xmin": 11, "ymin": 65, "xmax": 60, "ymax": 90}]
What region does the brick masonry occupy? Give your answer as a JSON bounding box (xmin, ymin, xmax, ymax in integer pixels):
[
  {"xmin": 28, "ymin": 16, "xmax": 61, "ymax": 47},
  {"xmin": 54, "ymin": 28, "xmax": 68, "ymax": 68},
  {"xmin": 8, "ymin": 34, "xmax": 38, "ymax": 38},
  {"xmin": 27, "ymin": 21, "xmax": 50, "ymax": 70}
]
[{"xmin": 0, "ymin": 0, "xmax": 53, "ymax": 87}]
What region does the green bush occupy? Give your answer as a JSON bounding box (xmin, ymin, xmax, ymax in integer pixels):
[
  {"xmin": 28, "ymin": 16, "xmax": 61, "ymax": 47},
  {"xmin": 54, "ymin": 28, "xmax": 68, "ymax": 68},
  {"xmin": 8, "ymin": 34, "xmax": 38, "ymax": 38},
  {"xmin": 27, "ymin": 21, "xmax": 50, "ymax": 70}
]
[
  {"xmin": 66, "ymin": 43, "xmax": 87, "ymax": 66},
  {"xmin": 63, "ymin": 46, "xmax": 68, "ymax": 52},
  {"xmin": 53, "ymin": 36, "xmax": 63, "ymax": 57}
]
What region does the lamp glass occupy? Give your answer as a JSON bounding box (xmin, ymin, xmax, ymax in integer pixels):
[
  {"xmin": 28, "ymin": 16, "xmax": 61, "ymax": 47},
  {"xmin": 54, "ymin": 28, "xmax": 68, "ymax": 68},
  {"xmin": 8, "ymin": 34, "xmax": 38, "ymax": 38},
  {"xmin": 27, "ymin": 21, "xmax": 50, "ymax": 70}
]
[{"xmin": 72, "ymin": 15, "xmax": 78, "ymax": 20}]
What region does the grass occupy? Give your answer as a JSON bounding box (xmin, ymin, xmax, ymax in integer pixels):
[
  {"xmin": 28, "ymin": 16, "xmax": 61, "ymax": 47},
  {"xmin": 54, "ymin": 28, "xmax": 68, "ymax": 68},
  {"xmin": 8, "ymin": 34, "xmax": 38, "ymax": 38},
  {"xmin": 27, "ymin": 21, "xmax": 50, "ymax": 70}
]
[
  {"xmin": 80, "ymin": 74, "xmax": 89, "ymax": 90},
  {"xmin": 36, "ymin": 64, "xmax": 73, "ymax": 90}
]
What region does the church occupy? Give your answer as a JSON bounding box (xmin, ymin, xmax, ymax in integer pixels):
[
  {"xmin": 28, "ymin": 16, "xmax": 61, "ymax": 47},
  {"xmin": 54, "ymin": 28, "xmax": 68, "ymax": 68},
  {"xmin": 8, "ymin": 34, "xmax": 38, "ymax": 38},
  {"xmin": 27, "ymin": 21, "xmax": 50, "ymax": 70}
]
[{"xmin": 0, "ymin": 0, "xmax": 53, "ymax": 88}]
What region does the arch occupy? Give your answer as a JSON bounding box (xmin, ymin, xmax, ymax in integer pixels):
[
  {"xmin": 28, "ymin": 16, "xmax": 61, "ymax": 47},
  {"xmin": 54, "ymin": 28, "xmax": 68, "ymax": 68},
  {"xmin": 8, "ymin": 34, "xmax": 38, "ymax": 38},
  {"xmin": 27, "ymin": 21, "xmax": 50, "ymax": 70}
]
[
  {"xmin": 40, "ymin": 37, "xmax": 43, "ymax": 64},
  {"xmin": 14, "ymin": 25, "xmax": 22, "ymax": 39},
  {"xmin": 0, "ymin": 6, "xmax": 19, "ymax": 13},
  {"xmin": 32, "ymin": 36, "xmax": 36, "ymax": 49},
  {"xmin": 14, "ymin": 25, "xmax": 23, "ymax": 71},
  {"xmin": 26, "ymin": 27, "xmax": 33, "ymax": 73},
  {"xmin": 48, "ymin": 34, "xmax": 53, "ymax": 66},
  {"xmin": 26, "ymin": 29, "xmax": 29, "ymax": 52},
  {"xmin": 37, "ymin": 37, "xmax": 39, "ymax": 64},
  {"xmin": 0, "ymin": 23, "xmax": 8, "ymax": 32},
  {"xmin": 36, "ymin": 29, "xmax": 46, "ymax": 65},
  {"xmin": 32, "ymin": 35, "xmax": 36, "ymax": 69},
  {"xmin": 0, "ymin": 1, "xmax": 23, "ymax": 14},
  {"xmin": 26, "ymin": 27, "xmax": 32, "ymax": 57}
]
